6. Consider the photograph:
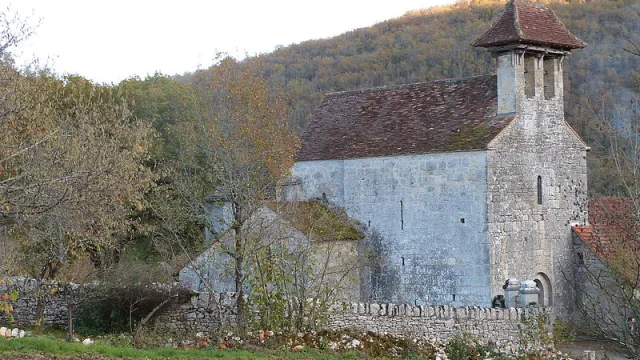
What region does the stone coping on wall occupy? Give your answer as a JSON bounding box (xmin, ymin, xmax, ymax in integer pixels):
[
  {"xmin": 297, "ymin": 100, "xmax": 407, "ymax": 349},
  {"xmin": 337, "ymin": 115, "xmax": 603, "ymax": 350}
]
[
  {"xmin": 333, "ymin": 301, "xmax": 550, "ymax": 320},
  {"xmin": 0, "ymin": 280, "xmax": 552, "ymax": 347}
]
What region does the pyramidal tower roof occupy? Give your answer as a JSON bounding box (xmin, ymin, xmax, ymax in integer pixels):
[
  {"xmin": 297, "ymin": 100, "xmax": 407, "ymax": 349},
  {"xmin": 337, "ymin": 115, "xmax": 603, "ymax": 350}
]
[{"xmin": 472, "ymin": 0, "xmax": 586, "ymax": 50}]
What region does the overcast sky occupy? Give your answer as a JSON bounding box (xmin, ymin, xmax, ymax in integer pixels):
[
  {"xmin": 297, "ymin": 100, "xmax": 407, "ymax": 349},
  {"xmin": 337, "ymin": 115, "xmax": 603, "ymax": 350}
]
[{"xmin": 5, "ymin": 0, "xmax": 457, "ymax": 84}]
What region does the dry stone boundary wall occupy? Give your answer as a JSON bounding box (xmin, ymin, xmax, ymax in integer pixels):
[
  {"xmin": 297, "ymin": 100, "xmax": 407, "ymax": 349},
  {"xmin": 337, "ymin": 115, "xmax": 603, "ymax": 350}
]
[
  {"xmin": 2, "ymin": 278, "xmax": 74, "ymax": 327},
  {"xmin": 152, "ymin": 292, "xmax": 552, "ymax": 346},
  {"xmin": 1, "ymin": 279, "xmax": 550, "ymax": 346}
]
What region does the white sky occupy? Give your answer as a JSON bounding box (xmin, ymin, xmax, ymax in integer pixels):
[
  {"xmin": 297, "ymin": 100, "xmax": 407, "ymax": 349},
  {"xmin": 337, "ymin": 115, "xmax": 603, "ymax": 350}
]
[{"xmin": 5, "ymin": 0, "xmax": 456, "ymax": 84}]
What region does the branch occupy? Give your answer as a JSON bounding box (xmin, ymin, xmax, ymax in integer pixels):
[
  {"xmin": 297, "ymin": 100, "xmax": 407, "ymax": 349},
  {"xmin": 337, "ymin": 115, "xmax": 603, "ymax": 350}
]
[
  {"xmin": 133, "ymin": 293, "xmax": 178, "ymax": 344},
  {"xmin": 0, "ymin": 129, "xmax": 60, "ymax": 165}
]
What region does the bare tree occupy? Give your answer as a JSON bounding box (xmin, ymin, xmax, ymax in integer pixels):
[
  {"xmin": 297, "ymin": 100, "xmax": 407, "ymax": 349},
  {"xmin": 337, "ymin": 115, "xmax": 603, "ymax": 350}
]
[{"xmin": 570, "ymin": 30, "xmax": 640, "ymax": 355}]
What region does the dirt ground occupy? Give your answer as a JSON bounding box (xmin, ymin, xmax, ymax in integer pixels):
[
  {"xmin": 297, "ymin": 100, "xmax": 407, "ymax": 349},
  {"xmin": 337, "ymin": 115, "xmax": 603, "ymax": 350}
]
[{"xmin": 557, "ymin": 339, "xmax": 630, "ymax": 359}]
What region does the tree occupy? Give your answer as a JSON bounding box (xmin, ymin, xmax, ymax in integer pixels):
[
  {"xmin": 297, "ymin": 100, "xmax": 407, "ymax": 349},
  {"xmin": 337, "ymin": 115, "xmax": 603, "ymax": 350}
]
[
  {"xmin": 244, "ymin": 201, "xmax": 366, "ymax": 333},
  {"xmin": 0, "ymin": 71, "xmax": 155, "ymax": 333},
  {"xmin": 5, "ymin": 75, "xmax": 155, "ymax": 280},
  {"xmin": 152, "ymin": 56, "xmax": 300, "ymax": 334},
  {"xmin": 570, "ymin": 25, "xmax": 640, "ymax": 357}
]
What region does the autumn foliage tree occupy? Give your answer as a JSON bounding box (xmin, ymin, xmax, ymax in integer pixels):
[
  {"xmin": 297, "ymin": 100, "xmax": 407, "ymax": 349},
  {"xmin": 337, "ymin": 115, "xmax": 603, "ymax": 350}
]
[{"xmin": 152, "ymin": 57, "xmax": 299, "ymax": 334}]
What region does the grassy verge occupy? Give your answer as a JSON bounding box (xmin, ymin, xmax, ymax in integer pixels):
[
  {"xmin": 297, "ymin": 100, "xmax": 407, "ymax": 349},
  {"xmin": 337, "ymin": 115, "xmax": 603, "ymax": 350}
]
[{"xmin": 0, "ymin": 336, "xmax": 368, "ymax": 359}]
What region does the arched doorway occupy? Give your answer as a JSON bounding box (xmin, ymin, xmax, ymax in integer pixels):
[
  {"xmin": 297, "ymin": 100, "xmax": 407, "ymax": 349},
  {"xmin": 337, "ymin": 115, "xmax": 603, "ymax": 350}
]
[{"xmin": 534, "ymin": 272, "xmax": 552, "ymax": 307}]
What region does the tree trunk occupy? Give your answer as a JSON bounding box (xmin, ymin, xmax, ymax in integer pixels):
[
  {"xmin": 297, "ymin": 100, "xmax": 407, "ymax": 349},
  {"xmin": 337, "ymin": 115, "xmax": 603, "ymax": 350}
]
[
  {"xmin": 233, "ymin": 201, "xmax": 246, "ymax": 336},
  {"xmin": 66, "ymin": 284, "xmax": 74, "ymax": 342},
  {"xmin": 34, "ymin": 281, "xmax": 45, "ymax": 335}
]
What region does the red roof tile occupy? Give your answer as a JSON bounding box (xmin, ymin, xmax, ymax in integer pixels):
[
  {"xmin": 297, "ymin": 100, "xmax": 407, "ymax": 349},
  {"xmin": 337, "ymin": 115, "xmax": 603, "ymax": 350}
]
[
  {"xmin": 472, "ymin": 0, "xmax": 586, "ymax": 50},
  {"xmin": 572, "ymin": 197, "xmax": 639, "ymax": 260},
  {"xmin": 297, "ymin": 75, "xmax": 514, "ymax": 162}
]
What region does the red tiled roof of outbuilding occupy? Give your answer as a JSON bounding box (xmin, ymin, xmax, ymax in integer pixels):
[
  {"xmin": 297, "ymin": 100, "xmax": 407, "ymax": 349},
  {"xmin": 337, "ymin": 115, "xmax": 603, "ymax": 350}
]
[
  {"xmin": 572, "ymin": 197, "xmax": 639, "ymax": 260},
  {"xmin": 296, "ymin": 75, "xmax": 514, "ymax": 162},
  {"xmin": 472, "ymin": 0, "xmax": 586, "ymax": 50}
]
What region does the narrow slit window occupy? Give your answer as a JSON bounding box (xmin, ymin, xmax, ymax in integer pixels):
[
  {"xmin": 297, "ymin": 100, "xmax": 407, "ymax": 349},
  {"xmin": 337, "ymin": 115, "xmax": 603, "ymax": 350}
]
[
  {"xmin": 537, "ymin": 176, "xmax": 543, "ymax": 205},
  {"xmin": 400, "ymin": 200, "xmax": 404, "ymax": 230},
  {"xmin": 402, "ymin": 257, "xmax": 405, "ymax": 266},
  {"xmin": 543, "ymin": 57, "xmax": 556, "ymax": 99},
  {"xmin": 524, "ymin": 55, "xmax": 536, "ymax": 98}
]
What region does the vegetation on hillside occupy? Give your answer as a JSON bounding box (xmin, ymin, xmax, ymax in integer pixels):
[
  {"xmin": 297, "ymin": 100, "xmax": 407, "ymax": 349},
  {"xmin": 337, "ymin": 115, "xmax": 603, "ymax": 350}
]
[
  {"xmin": 0, "ymin": 0, "xmax": 638, "ymax": 350},
  {"xmin": 227, "ymin": 0, "xmax": 639, "ymax": 195}
]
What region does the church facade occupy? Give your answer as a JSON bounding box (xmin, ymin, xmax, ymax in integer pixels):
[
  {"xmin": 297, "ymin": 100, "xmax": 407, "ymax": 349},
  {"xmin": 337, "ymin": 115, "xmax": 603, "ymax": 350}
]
[{"xmin": 283, "ymin": 0, "xmax": 589, "ymax": 312}]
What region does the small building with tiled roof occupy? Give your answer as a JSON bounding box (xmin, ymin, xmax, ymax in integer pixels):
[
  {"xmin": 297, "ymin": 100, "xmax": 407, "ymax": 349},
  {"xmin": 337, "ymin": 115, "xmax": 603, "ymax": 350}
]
[
  {"xmin": 180, "ymin": 201, "xmax": 364, "ymax": 300},
  {"xmin": 571, "ymin": 198, "xmax": 639, "ymax": 336},
  {"xmin": 283, "ymin": 0, "xmax": 589, "ymax": 313}
]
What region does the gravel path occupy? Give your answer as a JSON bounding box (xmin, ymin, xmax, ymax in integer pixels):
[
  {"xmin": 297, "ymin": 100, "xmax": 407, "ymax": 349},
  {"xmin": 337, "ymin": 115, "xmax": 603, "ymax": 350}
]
[{"xmin": 557, "ymin": 339, "xmax": 628, "ymax": 359}]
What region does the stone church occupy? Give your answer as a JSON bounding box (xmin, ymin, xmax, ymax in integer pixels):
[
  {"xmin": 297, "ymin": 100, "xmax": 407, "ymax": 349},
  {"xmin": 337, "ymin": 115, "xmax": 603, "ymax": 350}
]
[{"xmin": 280, "ymin": 0, "xmax": 589, "ymax": 313}]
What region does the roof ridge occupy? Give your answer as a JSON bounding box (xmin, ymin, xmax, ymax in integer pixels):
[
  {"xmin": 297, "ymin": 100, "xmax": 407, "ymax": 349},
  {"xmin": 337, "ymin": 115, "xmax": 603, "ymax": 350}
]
[
  {"xmin": 472, "ymin": 0, "xmax": 585, "ymax": 50},
  {"xmin": 325, "ymin": 74, "xmax": 495, "ymax": 97},
  {"xmin": 471, "ymin": 1, "xmax": 510, "ymax": 47},
  {"xmin": 544, "ymin": 2, "xmax": 587, "ymax": 48},
  {"xmin": 512, "ymin": 0, "xmax": 523, "ymax": 38}
]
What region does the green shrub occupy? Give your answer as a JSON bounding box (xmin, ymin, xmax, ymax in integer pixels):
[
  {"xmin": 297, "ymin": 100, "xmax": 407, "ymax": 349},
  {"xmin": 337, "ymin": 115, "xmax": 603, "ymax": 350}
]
[
  {"xmin": 552, "ymin": 319, "xmax": 575, "ymax": 345},
  {"xmin": 445, "ymin": 333, "xmax": 491, "ymax": 360}
]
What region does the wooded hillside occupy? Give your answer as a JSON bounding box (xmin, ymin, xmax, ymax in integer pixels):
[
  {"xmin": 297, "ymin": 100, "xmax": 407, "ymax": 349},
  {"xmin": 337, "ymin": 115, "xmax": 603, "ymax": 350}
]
[{"xmin": 192, "ymin": 0, "xmax": 637, "ymax": 196}]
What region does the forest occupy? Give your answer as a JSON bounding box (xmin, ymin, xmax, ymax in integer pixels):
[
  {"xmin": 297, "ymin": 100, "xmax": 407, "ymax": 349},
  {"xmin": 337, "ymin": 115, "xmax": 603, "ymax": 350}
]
[
  {"xmin": 192, "ymin": 0, "xmax": 639, "ymax": 195},
  {"xmin": 0, "ymin": 0, "xmax": 638, "ymax": 337}
]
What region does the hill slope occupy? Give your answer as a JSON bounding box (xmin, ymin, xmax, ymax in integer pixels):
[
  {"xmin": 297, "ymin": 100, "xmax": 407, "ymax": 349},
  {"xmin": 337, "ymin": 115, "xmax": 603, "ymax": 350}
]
[{"xmin": 186, "ymin": 0, "xmax": 639, "ymax": 195}]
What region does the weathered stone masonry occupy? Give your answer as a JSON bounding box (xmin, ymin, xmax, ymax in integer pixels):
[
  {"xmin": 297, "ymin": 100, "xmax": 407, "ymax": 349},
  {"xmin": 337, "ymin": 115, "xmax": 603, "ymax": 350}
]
[
  {"xmin": 2, "ymin": 280, "xmax": 549, "ymax": 347},
  {"xmin": 151, "ymin": 293, "xmax": 551, "ymax": 346},
  {"xmin": 287, "ymin": 0, "xmax": 589, "ymax": 314},
  {"xmin": 1, "ymin": 278, "xmax": 75, "ymax": 328},
  {"xmin": 486, "ymin": 51, "xmax": 588, "ymax": 315},
  {"xmin": 293, "ymin": 151, "xmax": 492, "ymax": 307}
]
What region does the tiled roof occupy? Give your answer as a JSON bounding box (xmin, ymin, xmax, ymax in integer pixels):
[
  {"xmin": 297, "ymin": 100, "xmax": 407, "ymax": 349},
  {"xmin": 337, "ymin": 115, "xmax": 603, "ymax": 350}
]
[
  {"xmin": 572, "ymin": 197, "xmax": 639, "ymax": 260},
  {"xmin": 472, "ymin": 0, "xmax": 586, "ymax": 50},
  {"xmin": 297, "ymin": 75, "xmax": 514, "ymax": 162}
]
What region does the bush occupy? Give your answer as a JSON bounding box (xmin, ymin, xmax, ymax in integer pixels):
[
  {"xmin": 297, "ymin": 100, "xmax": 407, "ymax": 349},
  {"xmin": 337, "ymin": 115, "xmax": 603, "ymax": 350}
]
[
  {"xmin": 445, "ymin": 333, "xmax": 492, "ymax": 360},
  {"xmin": 552, "ymin": 319, "xmax": 575, "ymax": 345},
  {"xmin": 74, "ymin": 283, "xmax": 190, "ymax": 336}
]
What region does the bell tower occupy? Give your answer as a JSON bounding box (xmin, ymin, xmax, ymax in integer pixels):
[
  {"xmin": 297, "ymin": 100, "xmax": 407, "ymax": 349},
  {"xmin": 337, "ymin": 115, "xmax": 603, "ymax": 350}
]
[{"xmin": 472, "ymin": 0, "xmax": 586, "ymax": 116}]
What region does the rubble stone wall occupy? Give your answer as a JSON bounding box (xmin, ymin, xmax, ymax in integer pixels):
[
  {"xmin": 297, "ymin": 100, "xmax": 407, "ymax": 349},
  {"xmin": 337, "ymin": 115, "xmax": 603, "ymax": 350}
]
[
  {"xmin": 1, "ymin": 280, "xmax": 550, "ymax": 347},
  {"xmin": 151, "ymin": 292, "xmax": 551, "ymax": 346},
  {"xmin": 1, "ymin": 278, "xmax": 75, "ymax": 327}
]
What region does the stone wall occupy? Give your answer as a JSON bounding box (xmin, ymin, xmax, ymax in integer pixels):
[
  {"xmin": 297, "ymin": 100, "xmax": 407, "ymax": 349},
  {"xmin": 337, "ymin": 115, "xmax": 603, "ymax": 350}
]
[
  {"xmin": 151, "ymin": 291, "xmax": 552, "ymax": 346},
  {"xmin": 326, "ymin": 303, "xmax": 550, "ymax": 345},
  {"xmin": 150, "ymin": 292, "xmax": 238, "ymax": 338},
  {"xmin": 571, "ymin": 233, "xmax": 627, "ymax": 334},
  {"xmin": 0, "ymin": 278, "xmax": 73, "ymax": 327},
  {"xmin": 487, "ymin": 51, "xmax": 589, "ymax": 316},
  {"xmin": 292, "ymin": 151, "xmax": 492, "ymax": 307},
  {"xmin": 0, "ymin": 280, "xmax": 551, "ymax": 347}
]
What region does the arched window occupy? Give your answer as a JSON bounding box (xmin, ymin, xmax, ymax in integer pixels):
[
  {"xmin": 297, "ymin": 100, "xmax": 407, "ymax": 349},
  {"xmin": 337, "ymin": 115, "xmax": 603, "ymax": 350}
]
[{"xmin": 537, "ymin": 176, "xmax": 542, "ymax": 205}]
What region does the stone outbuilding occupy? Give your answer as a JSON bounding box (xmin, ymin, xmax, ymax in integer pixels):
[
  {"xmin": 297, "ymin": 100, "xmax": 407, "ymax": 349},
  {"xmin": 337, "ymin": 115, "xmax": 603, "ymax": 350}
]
[{"xmin": 180, "ymin": 201, "xmax": 364, "ymax": 301}]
